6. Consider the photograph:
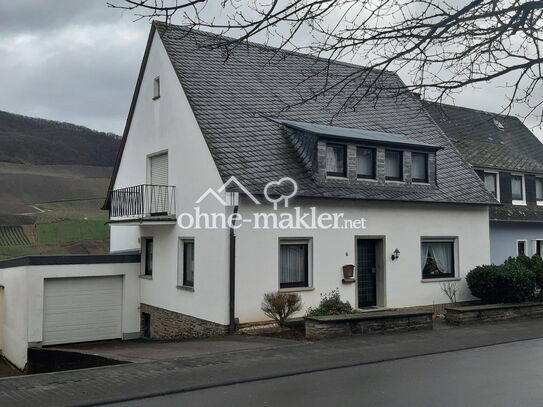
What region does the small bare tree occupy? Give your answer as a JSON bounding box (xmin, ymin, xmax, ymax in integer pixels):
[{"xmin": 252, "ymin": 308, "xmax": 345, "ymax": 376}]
[
  {"xmin": 440, "ymin": 281, "xmax": 458, "ymax": 305},
  {"xmin": 261, "ymin": 291, "xmax": 302, "ymax": 327},
  {"xmin": 109, "ymin": 0, "xmax": 543, "ymax": 124}
]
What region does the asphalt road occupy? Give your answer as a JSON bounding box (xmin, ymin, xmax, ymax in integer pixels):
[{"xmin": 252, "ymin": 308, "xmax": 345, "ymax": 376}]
[{"xmin": 112, "ymin": 338, "xmax": 543, "ymax": 407}]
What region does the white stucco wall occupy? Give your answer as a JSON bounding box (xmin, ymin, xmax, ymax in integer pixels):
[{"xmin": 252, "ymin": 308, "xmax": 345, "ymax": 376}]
[
  {"xmin": 110, "ymin": 32, "xmax": 231, "ymax": 325},
  {"xmin": 0, "ymin": 262, "xmax": 140, "ymax": 370},
  {"xmin": 234, "ymin": 199, "xmax": 490, "ymax": 323}
]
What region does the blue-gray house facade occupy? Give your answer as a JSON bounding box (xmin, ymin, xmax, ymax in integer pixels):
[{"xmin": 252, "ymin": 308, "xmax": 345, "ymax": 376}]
[{"xmin": 425, "ymin": 102, "xmax": 543, "ymax": 264}]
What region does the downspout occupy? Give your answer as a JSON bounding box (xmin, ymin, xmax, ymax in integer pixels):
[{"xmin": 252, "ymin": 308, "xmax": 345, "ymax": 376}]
[{"xmin": 228, "ymin": 205, "xmax": 239, "ymax": 335}]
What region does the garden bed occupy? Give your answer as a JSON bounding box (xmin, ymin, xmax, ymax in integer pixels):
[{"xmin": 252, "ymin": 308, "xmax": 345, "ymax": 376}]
[
  {"xmin": 305, "ymin": 309, "xmax": 433, "ymax": 339},
  {"xmin": 445, "ymin": 302, "xmax": 543, "ymax": 324}
]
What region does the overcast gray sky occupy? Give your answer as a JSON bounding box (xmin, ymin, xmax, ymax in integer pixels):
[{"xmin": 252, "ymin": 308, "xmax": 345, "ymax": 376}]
[{"xmin": 0, "ymin": 0, "xmax": 541, "ymax": 138}]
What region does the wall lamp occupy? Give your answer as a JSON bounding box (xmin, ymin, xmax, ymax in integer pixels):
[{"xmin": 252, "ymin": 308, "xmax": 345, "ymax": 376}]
[{"xmin": 391, "ymin": 248, "xmax": 400, "ymax": 261}]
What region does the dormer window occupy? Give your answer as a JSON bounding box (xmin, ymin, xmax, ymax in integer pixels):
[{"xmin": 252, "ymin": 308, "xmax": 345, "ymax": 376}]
[
  {"xmin": 385, "ymin": 150, "xmax": 403, "ymax": 181},
  {"xmin": 484, "ymin": 171, "xmax": 498, "ymax": 199},
  {"xmin": 153, "ymin": 76, "xmax": 160, "ymax": 100},
  {"xmin": 511, "ymin": 174, "xmax": 525, "ymax": 204},
  {"xmin": 326, "ymin": 143, "xmax": 346, "ymax": 177},
  {"xmin": 412, "ymin": 152, "xmax": 428, "ymax": 183},
  {"xmin": 357, "ymin": 147, "xmax": 376, "ymax": 179},
  {"xmin": 536, "ymin": 178, "xmax": 543, "ymax": 204}
]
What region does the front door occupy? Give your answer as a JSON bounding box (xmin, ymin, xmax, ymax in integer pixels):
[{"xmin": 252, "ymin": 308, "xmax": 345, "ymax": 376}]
[{"xmin": 357, "ymin": 239, "xmax": 377, "ymax": 307}]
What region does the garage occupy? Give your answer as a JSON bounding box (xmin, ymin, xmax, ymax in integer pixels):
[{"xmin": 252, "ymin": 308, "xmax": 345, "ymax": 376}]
[{"xmin": 43, "ymin": 276, "xmax": 123, "ymax": 346}]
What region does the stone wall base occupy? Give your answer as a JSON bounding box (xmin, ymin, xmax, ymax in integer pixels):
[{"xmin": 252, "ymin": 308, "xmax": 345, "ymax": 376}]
[
  {"xmin": 305, "ymin": 310, "xmax": 433, "ymax": 340},
  {"xmin": 140, "ymin": 303, "xmax": 228, "ymax": 339},
  {"xmin": 445, "ymin": 302, "xmax": 543, "ymax": 324}
]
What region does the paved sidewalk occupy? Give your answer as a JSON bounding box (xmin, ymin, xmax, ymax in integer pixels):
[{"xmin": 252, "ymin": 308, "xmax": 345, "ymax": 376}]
[
  {"xmin": 50, "ymin": 335, "xmax": 294, "ymax": 363},
  {"xmin": 2, "ymin": 319, "xmax": 543, "ymax": 407}
]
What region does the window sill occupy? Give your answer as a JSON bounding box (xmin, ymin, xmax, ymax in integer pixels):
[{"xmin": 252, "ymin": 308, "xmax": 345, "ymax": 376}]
[
  {"xmin": 537, "ymin": 201, "xmax": 543, "ymax": 206},
  {"xmin": 385, "ymin": 179, "xmax": 405, "ymax": 184},
  {"xmin": 139, "ymin": 275, "xmax": 153, "ymax": 280},
  {"xmin": 412, "ymin": 181, "xmax": 430, "ymax": 185},
  {"xmin": 512, "ymin": 201, "xmax": 527, "ymax": 206},
  {"xmin": 152, "ymin": 96, "xmax": 160, "ymax": 101},
  {"xmin": 177, "ymin": 285, "xmax": 194, "ymax": 292},
  {"xmin": 279, "ymin": 287, "xmax": 314, "ymax": 293},
  {"xmin": 421, "ymin": 277, "xmax": 460, "ymax": 283},
  {"xmin": 326, "ymin": 175, "xmax": 348, "ymax": 180},
  {"xmin": 357, "ymin": 177, "xmax": 378, "ymax": 182}
]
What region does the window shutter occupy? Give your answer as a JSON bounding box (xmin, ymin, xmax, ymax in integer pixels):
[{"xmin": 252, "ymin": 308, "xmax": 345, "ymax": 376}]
[
  {"xmin": 499, "ymin": 171, "xmax": 512, "ymax": 204},
  {"xmin": 525, "ymin": 174, "xmax": 536, "ymax": 205},
  {"xmin": 150, "ymin": 153, "xmax": 168, "ymax": 185}
]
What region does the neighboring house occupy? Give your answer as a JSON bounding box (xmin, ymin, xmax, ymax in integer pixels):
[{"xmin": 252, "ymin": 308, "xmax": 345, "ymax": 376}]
[
  {"xmin": 424, "ymin": 102, "xmax": 543, "ymax": 264},
  {"xmin": 103, "ymin": 21, "xmax": 496, "ymax": 337}
]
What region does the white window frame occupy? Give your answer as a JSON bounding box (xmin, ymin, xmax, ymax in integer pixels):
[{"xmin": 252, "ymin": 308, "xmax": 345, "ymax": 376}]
[
  {"xmin": 532, "ymin": 239, "xmax": 543, "ymax": 257},
  {"xmin": 278, "ymin": 237, "xmax": 313, "ymax": 291},
  {"xmin": 177, "ymin": 237, "xmax": 195, "ymax": 289},
  {"xmin": 420, "ymin": 237, "xmax": 459, "ymax": 282},
  {"xmin": 146, "ymin": 150, "xmax": 168, "ymax": 184},
  {"xmin": 141, "ymin": 236, "xmax": 153, "ymax": 277},
  {"xmin": 517, "ymin": 239, "xmax": 528, "ymax": 256},
  {"xmin": 511, "ymin": 173, "xmax": 526, "ymax": 206},
  {"xmin": 536, "ymin": 177, "xmax": 543, "ymax": 206},
  {"xmin": 153, "ymin": 76, "xmax": 160, "ymax": 100},
  {"xmin": 483, "ymin": 170, "xmax": 500, "ymax": 201}
]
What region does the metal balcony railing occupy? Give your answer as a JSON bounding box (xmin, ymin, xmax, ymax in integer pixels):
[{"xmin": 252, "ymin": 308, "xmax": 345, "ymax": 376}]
[{"xmin": 110, "ymin": 184, "xmax": 176, "ymax": 220}]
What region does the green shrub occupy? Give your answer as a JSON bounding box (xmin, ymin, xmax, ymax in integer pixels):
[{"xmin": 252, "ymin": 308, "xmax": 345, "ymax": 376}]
[
  {"xmin": 306, "ymin": 289, "xmax": 354, "ymax": 317},
  {"xmin": 466, "ymin": 261, "xmax": 535, "ymax": 303},
  {"xmin": 505, "ymin": 255, "xmax": 543, "ymax": 300}
]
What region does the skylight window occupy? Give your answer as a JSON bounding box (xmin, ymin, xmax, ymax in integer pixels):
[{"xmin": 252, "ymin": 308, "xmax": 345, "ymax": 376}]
[{"xmin": 493, "ymin": 118, "xmax": 504, "ymax": 131}]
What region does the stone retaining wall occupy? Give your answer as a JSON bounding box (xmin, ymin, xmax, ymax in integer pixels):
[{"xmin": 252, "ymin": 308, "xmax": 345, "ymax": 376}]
[
  {"xmin": 305, "ymin": 310, "xmax": 433, "ymax": 340},
  {"xmin": 140, "ymin": 303, "xmax": 228, "ymax": 339},
  {"xmin": 445, "ymin": 302, "xmax": 543, "ymax": 324}
]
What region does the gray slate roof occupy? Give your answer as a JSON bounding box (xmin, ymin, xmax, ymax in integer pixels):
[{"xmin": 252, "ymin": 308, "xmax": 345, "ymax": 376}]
[
  {"xmin": 490, "ymin": 205, "xmax": 543, "ymax": 223},
  {"xmin": 424, "ymin": 102, "xmax": 543, "ymax": 174},
  {"xmin": 274, "ymin": 119, "xmax": 441, "ymax": 150},
  {"xmin": 117, "ymin": 22, "xmax": 497, "ymax": 205}
]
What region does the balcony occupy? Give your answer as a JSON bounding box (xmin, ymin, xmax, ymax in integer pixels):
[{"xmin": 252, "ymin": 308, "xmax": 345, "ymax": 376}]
[{"xmin": 109, "ymin": 184, "xmax": 177, "ymax": 225}]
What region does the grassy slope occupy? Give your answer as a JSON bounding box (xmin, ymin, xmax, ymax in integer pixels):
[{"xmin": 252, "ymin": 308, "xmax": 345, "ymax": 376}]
[
  {"xmin": 0, "ymin": 110, "xmax": 120, "ymax": 259},
  {"xmin": 0, "ymin": 198, "xmax": 110, "ymax": 259}
]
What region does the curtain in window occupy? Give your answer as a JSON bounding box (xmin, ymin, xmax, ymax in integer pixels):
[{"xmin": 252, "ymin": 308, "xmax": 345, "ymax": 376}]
[
  {"xmin": 421, "ymin": 242, "xmax": 453, "ymax": 276},
  {"xmin": 412, "ymin": 153, "xmax": 427, "ymax": 181},
  {"xmin": 484, "ymin": 173, "xmax": 496, "ymax": 195},
  {"xmin": 357, "ymin": 148, "xmax": 374, "ymax": 177},
  {"xmin": 385, "ymin": 151, "xmax": 401, "ymax": 178},
  {"xmin": 326, "ymin": 145, "xmax": 344, "ymax": 174},
  {"xmin": 280, "ymin": 244, "xmax": 307, "ymax": 285},
  {"xmin": 537, "ymin": 179, "xmax": 543, "ymax": 200},
  {"xmin": 511, "ymin": 176, "xmax": 523, "ymax": 199}
]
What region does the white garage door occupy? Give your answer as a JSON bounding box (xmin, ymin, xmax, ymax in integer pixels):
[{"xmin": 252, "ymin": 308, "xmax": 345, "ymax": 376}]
[{"xmin": 43, "ymin": 276, "xmax": 123, "ymax": 346}]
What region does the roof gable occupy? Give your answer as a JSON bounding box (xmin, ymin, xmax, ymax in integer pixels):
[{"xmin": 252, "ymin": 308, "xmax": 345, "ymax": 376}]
[
  {"xmin": 424, "ymin": 102, "xmax": 543, "ymax": 174},
  {"xmin": 107, "ymin": 22, "xmax": 496, "ymax": 207}
]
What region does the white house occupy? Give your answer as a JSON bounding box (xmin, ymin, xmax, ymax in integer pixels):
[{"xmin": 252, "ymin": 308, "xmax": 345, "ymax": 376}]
[
  {"xmin": 103, "ymin": 22, "xmax": 496, "ymax": 337},
  {"xmin": 0, "ymin": 21, "xmax": 499, "ymax": 370}
]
